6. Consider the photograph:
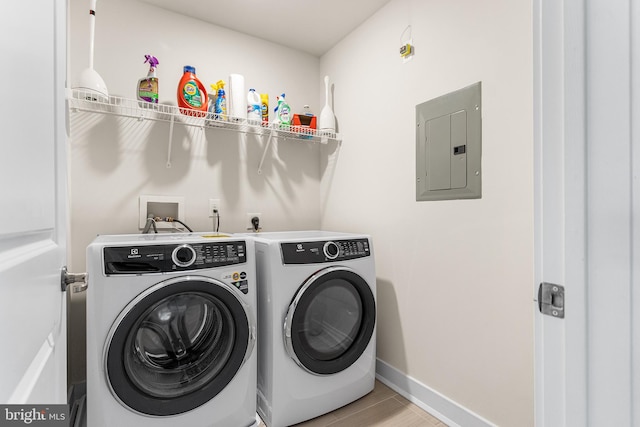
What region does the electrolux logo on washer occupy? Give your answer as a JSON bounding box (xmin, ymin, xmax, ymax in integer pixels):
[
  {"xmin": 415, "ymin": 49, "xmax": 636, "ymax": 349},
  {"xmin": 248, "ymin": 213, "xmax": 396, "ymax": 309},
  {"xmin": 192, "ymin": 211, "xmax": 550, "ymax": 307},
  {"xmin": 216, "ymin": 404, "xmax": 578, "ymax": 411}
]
[
  {"xmin": 222, "ymin": 270, "xmax": 249, "ymax": 294},
  {"xmin": 126, "ymin": 247, "xmax": 163, "ymax": 261}
]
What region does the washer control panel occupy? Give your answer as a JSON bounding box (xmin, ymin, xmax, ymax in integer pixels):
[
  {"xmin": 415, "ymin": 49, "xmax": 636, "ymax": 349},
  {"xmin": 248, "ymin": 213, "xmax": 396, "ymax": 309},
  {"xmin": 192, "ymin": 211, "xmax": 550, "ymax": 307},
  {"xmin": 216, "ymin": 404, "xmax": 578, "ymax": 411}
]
[
  {"xmin": 103, "ymin": 240, "xmax": 247, "ymax": 274},
  {"xmin": 281, "ymin": 238, "xmax": 370, "ymax": 264}
]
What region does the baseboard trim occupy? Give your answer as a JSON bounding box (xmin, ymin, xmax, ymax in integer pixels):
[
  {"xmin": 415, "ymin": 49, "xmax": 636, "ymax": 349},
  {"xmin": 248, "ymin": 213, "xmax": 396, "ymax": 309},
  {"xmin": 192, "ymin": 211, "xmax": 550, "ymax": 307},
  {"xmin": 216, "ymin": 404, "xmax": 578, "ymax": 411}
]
[{"xmin": 375, "ymin": 359, "xmax": 497, "ymax": 427}]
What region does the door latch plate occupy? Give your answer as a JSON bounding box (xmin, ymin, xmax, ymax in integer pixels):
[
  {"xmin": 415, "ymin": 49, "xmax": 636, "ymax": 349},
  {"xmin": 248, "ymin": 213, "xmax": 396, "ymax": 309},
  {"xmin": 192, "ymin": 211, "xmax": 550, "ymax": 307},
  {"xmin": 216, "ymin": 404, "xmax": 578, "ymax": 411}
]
[{"xmin": 538, "ymin": 282, "xmax": 564, "ymax": 318}]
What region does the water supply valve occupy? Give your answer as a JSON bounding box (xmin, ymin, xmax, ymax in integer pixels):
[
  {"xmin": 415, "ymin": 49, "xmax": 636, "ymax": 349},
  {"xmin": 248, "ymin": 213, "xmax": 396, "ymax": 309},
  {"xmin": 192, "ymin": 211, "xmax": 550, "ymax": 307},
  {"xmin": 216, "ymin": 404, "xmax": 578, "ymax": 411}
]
[{"xmin": 248, "ymin": 216, "xmax": 261, "ymax": 232}]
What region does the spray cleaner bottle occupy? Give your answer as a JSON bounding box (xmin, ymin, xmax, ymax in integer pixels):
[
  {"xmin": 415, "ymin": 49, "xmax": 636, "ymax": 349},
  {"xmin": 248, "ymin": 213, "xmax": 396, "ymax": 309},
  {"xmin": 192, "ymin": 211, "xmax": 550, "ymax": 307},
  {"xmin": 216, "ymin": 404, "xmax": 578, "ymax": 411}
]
[
  {"xmin": 206, "ymin": 84, "xmax": 217, "ymax": 126},
  {"xmin": 214, "ymin": 80, "xmax": 227, "ymax": 121},
  {"xmin": 137, "ymin": 54, "xmax": 158, "ymax": 104},
  {"xmin": 274, "ymin": 93, "xmax": 291, "ymax": 128}
]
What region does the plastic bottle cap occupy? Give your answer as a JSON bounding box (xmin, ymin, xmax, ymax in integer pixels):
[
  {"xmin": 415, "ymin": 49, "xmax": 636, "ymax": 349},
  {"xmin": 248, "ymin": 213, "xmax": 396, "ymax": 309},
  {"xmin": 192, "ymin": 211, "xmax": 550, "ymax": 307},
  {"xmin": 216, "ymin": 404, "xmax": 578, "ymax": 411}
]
[{"xmin": 184, "ymin": 65, "xmax": 195, "ymax": 74}]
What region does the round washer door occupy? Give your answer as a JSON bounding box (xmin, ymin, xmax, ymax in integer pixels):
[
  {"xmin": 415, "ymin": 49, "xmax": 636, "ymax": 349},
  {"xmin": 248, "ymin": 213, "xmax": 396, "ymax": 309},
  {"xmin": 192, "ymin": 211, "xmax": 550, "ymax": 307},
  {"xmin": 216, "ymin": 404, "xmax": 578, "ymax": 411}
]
[
  {"xmin": 284, "ymin": 266, "xmax": 376, "ymax": 375},
  {"xmin": 105, "ymin": 276, "xmax": 254, "ymax": 416}
]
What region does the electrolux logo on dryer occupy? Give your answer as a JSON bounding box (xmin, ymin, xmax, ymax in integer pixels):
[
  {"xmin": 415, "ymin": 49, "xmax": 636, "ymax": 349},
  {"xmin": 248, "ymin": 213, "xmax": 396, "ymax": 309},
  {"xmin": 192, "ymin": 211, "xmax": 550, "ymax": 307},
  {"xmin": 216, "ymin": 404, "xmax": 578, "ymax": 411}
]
[{"xmin": 1, "ymin": 405, "xmax": 67, "ymax": 426}]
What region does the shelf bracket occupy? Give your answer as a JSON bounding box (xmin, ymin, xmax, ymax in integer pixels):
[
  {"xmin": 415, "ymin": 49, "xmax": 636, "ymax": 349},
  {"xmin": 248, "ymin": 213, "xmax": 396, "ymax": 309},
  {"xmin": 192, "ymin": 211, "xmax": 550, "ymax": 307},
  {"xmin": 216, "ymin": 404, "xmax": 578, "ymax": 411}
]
[
  {"xmin": 257, "ymin": 130, "xmax": 275, "ymax": 174},
  {"xmin": 167, "ymin": 115, "xmax": 175, "ymax": 168}
]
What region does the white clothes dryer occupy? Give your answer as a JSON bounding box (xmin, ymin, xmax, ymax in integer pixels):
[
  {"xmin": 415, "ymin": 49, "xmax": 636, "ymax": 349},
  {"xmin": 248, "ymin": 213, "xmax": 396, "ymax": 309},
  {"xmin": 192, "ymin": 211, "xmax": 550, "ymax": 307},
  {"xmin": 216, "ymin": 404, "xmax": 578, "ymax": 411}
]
[
  {"xmin": 250, "ymin": 231, "xmax": 376, "ymax": 427},
  {"xmin": 86, "ymin": 233, "xmax": 257, "ymax": 427}
]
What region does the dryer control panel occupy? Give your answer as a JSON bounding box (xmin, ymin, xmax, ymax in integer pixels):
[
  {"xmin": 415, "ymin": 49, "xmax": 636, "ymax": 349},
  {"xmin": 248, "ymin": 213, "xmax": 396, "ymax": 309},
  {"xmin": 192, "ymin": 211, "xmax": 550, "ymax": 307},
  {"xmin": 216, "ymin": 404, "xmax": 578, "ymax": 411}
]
[
  {"xmin": 281, "ymin": 239, "xmax": 370, "ymax": 264},
  {"xmin": 103, "ymin": 240, "xmax": 247, "ymax": 274}
]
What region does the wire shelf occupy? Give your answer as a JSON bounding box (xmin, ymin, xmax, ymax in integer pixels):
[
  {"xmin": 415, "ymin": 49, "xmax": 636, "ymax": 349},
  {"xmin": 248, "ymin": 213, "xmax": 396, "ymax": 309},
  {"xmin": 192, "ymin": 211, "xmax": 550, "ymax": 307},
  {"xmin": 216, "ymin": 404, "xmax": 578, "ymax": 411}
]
[{"xmin": 68, "ymin": 89, "xmax": 340, "ymax": 143}]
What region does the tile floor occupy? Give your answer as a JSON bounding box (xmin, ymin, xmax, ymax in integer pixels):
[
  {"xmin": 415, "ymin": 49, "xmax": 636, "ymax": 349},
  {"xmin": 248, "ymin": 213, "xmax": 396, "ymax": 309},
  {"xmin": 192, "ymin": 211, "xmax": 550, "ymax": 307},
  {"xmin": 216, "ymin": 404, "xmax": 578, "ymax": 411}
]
[{"xmin": 257, "ymin": 380, "xmax": 448, "ymax": 427}]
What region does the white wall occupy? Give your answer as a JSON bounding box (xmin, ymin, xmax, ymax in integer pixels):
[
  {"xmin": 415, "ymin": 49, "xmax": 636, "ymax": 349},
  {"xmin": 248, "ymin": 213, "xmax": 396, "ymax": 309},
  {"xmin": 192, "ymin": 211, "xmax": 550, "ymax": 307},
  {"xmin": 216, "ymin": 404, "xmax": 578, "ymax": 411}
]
[
  {"xmin": 320, "ymin": 0, "xmax": 534, "ymax": 426},
  {"xmin": 68, "ymin": 0, "xmax": 534, "ymax": 424},
  {"xmin": 67, "ymin": 0, "xmax": 324, "ymax": 383}
]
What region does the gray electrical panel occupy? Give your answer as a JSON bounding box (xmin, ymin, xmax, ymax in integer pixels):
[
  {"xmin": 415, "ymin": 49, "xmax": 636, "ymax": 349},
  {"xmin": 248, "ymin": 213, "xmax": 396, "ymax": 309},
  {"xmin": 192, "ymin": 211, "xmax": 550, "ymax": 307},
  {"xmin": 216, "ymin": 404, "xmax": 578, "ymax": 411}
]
[{"xmin": 416, "ymin": 82, "xmax": 481, "ymax": 201}]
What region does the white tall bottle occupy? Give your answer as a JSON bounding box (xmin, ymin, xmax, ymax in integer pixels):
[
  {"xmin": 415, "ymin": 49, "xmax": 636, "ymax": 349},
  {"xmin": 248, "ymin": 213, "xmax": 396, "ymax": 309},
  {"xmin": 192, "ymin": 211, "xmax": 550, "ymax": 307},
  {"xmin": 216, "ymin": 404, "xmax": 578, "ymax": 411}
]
[
  {"xmin": 247, "ymin": 88, "xmax": 262, "ymax": 125},
  {"xmin": 319, "ymin": 75, "xmax": 336, "ymax": 133},
  {"xmin": 228, "ymin": 73, "xmax": 247, "ymax": 122}
]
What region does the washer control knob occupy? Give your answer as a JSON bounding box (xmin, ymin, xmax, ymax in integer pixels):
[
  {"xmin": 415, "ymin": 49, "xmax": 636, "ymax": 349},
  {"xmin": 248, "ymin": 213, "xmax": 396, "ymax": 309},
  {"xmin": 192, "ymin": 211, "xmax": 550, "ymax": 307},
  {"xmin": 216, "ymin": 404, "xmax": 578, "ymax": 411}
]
[
  {"xmin": 323, "ymin": 241, "xmax": 340, "ymax": 260},
  {"xmin": 172, "ymin": 244, "xmax": 196, "ymax": 267}
]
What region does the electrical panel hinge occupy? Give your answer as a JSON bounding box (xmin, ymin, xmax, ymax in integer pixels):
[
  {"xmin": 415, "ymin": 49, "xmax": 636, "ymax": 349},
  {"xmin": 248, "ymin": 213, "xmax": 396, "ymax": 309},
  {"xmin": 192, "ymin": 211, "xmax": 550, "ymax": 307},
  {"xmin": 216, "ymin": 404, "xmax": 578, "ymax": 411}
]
[{"xmin": 538, "ymin": 282, "xmax": 564, "ymax": 318}]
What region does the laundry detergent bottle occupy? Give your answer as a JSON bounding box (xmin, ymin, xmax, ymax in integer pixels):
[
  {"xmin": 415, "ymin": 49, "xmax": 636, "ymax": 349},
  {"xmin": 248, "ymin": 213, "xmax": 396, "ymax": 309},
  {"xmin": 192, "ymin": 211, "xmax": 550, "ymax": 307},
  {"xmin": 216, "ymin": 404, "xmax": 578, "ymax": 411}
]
[{"xmin": 177, "ymin": 65, "xmax": 208, "ymax": 117}]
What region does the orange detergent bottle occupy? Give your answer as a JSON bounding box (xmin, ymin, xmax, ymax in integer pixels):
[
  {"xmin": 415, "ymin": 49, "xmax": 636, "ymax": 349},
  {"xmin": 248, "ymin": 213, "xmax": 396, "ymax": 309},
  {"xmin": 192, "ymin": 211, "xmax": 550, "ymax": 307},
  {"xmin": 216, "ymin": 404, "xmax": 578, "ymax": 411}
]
[{"xmin": 177, "ymin": 65, "xmax": 208, "ymax": 117}]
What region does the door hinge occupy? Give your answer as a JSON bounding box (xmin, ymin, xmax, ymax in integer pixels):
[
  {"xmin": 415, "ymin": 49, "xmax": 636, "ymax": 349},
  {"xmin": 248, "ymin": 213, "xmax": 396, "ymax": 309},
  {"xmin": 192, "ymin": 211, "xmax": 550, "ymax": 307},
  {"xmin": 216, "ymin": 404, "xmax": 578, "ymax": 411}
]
[
  {"xmin": 538, "ymin": 282, "xmax": 564, "ymax": 318},
  {"xmin": 61, "ymin": 266, "xmax": 87, "ymax": 293}
]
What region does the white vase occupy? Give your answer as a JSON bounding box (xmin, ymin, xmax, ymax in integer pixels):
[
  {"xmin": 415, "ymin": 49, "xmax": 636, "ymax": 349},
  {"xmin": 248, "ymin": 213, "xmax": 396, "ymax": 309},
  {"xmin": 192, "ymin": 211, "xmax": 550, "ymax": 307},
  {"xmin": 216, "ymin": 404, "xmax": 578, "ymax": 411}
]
[{"xmin": 319, "ymin": 75, "xmax": 336, "ymax": 133}]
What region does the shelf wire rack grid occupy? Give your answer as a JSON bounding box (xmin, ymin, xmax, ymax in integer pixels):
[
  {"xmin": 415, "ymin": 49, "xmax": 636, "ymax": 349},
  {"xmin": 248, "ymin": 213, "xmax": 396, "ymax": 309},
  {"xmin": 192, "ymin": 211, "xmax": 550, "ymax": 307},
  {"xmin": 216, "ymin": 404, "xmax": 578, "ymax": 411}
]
[{"xmin": 68, "ymin": 89, "xmax": 340, "ymax": 143}]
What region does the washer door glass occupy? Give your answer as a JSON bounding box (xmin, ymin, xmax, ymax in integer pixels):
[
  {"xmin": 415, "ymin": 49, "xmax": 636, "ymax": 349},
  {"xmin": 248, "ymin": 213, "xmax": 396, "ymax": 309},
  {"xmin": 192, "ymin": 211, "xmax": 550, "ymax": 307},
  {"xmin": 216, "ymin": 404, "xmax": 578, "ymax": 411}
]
[
  {"xmin": 106, "ymin": 278, "xmax": 251, "ymax": 416},
  {"xmin": 286, "ymin": 268, "xmax": 375, "ymax": 375},
  {"xmin": 126, "ymin": 292, "xmax": 234, "ymax": 397}
]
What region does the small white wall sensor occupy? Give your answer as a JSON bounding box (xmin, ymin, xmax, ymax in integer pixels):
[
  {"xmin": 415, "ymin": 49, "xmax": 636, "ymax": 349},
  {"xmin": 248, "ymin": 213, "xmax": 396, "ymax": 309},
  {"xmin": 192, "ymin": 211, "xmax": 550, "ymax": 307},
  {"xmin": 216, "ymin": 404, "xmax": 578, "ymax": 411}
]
[
  {"xmin": 400, "ymin": 26, "xmax": 414, "ymax": 62},
  {"xmin": 400, "ymin": 43, "xmax": 413, "ymax": 57}
]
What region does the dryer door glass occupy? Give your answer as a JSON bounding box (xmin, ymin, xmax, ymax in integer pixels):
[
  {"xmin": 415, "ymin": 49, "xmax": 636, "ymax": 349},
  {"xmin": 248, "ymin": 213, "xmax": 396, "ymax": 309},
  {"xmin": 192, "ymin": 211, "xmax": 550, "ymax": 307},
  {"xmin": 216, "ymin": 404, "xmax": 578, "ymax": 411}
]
[
  {"xmin": 106, "ymin": 278, "xmax": 252, "ymax": 416},
  {"xmin": 286, "ymin": 268, "xmax": 375, "ymax": 375},
  {"xmin": 301, "ymin": 283, "xmax": 362, "ymax": 360}
]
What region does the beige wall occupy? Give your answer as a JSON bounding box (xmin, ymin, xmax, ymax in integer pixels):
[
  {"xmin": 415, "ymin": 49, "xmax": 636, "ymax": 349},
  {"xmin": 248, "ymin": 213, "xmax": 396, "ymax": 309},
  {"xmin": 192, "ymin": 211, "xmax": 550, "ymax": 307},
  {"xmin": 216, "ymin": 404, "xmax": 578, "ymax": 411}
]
[{"xmin": 320, "ymin": 0, "xmax": 534, "ymax": 426}]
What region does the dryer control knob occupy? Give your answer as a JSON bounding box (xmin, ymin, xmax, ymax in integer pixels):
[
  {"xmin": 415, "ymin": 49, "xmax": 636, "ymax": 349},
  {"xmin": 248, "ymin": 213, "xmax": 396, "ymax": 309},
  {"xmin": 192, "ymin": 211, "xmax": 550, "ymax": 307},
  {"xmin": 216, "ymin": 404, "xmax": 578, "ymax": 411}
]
[
  {"xmin": 172, "ymin": 244, "xmax": 197, "ymax": 267},
  {"xmin": 323, "ymin": 241, "xmax": 340, "ymax": 260}
]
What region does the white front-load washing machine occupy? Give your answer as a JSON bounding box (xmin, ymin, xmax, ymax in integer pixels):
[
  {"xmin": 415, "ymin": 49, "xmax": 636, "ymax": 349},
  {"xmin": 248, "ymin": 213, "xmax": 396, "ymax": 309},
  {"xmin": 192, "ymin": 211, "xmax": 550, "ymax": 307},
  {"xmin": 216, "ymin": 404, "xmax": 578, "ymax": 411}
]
[
  {"xmin": 250, "ymin": 231, "xmax": 376, "ymax": 427},
  {"xmin": 86, "ymin": 233, "xmax": 257, "ymax": 427}
]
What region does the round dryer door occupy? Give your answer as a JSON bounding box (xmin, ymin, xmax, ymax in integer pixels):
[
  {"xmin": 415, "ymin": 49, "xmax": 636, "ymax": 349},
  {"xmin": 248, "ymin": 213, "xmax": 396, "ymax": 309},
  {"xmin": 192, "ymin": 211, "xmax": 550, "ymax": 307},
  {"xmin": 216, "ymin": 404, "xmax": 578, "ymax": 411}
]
[
  {"xmin": 284, "ymin": 266, "xmax": 376, "ymax": 375},
  {"xmin": 105, "ymin": 276, "xmax": 254, "ymax": 416}
]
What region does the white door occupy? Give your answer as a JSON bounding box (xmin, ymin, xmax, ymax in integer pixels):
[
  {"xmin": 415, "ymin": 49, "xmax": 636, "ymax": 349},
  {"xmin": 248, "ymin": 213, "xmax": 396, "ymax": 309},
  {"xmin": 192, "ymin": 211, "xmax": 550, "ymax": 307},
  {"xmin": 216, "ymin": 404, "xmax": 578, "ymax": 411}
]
[
  {"xmin": 0, "ymin": 0, "xmax": 68, "ymax": 404},
  {"xmin": 534, "ymin": 0, "xmax": 639, "ymax": 425}
]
